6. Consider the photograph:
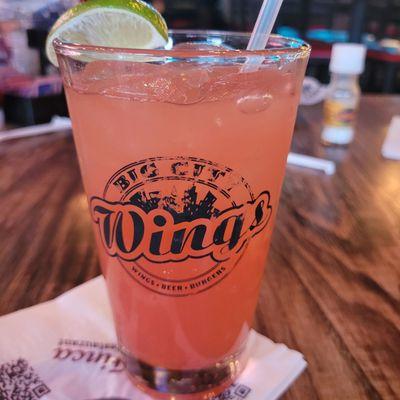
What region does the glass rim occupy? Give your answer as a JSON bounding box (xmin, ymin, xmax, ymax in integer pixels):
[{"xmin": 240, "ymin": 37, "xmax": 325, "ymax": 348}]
[{"xmin": 54, "ymin": 30, "xmax": 311, "ymax": 60}]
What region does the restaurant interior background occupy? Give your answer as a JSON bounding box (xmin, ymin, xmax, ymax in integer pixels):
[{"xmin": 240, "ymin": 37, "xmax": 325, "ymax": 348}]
[
  {"xmin": 0, "ymin": 2, "xmax": 399, "ymax": 399},
  {"xmin": 0, "ymin": 0, "xmax": 399, "ymax": 126}
]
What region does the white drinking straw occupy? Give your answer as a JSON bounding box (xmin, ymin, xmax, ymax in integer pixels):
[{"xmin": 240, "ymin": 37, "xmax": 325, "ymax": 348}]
[
  {"xmin": 287, "ymin": 153, "xmax": 336, "ymax": 176},
  {"xmin": 0, "ymin": 116, "xmax": 71, "ymax": 143},
  {"xmin": 247, "ymin": 0, "xmax": 285, "ymax": 51}
]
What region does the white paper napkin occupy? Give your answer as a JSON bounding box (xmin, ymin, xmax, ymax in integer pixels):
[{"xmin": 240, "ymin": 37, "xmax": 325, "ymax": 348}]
[
  {"xmin": 382, "ymin": 116, "xmax": 400, "ymax": 161},
  {"xmin": 0, "ymin": 277, "xmax": 306, "ymax": 400}
]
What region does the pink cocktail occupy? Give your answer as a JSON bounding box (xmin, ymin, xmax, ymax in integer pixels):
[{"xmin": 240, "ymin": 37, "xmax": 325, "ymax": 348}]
[{"xmin": 56, "ymin": 31, "xmax": 310, "ymax": 399}]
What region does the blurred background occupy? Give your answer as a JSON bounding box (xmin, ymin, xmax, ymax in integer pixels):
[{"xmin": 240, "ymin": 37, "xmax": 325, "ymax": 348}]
[{"xmin": 0, "ymin": 0, "xmax": 399, "ymax": 126}]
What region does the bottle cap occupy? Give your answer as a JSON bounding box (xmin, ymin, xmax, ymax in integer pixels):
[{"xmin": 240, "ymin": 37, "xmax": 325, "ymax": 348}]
[{"xmin": 329, "ymin": 43, "xmax": 367, "ymax": 75}]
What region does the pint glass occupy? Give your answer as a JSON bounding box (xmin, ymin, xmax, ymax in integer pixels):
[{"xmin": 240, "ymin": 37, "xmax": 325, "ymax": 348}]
[{"xmin": 55, "ymin": 31, "xmax": 310, "ymax": 399}]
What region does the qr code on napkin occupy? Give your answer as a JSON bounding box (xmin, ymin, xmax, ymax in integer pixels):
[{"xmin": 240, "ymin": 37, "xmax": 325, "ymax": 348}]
[
  {"xmin": 216, "ymin": 383, "xmax": 252, "ymax": 399},
  {"xmin": 0, "ymin": 358, "xmax": 50, "ymax": 400}
]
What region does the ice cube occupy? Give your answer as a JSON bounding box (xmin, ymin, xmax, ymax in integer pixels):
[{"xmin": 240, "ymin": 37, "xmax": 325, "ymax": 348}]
[
  {"xmin": 156, "ymin": 63, "xmax": 212, "ymax": 105},
  {"xmin": 236, "ymin": 91, "xmax": 273, "ymax": 114}
]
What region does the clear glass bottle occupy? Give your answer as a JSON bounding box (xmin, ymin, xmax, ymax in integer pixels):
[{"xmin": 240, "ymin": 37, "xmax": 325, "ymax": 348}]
[
  {"xmin": 321, "ymin": 43, "xmax": 366, "ymax": 146},
  {"xmin": 322, "ymin": 73, "xmax": 361, "ymax": 145}
]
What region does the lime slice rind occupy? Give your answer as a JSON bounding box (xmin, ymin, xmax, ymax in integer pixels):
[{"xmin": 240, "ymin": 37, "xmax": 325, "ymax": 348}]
[{"xmin": 46, "ymin": 0, "xmax": 168, "ymax": 66}]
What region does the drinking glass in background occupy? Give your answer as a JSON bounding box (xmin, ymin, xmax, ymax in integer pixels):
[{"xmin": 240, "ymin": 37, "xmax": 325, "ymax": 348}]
[{"xmin": 55, "ymin": 31, "xmax": 310, "ymax": 399}]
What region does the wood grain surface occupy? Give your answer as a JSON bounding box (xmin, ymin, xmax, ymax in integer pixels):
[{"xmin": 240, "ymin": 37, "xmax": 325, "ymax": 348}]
[{"xmin": 1, "ymin": 96, "xmax": 399, "ymax": 399}]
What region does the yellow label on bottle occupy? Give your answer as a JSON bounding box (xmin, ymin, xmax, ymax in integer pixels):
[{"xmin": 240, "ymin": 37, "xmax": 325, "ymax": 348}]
[{"xmin": 324, "ymin": 100, "xmax": 357, "ymax": 127}]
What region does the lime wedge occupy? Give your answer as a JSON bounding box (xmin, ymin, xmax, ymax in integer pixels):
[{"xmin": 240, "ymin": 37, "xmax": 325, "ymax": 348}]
[{"xmin": 46, "ymin": 0, "xmax": 168, "ymax": 66}]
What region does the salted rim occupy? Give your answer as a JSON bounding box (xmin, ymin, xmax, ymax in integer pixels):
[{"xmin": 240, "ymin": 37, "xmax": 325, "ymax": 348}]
[{"xmin": 53, "ymin": 30, "xmax": 311, "ymax": 60}]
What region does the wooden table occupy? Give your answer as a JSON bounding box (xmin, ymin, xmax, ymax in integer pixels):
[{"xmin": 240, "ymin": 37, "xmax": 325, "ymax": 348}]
[{"xmin": 1, "ymin": 95, "xmax": 399, "ymax": 399}]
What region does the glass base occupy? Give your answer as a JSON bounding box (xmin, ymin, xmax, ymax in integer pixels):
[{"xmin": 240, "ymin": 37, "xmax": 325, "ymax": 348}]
[{"xmin": 122, "ymin": 348, "xmax": 248, "ymax": 399}]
